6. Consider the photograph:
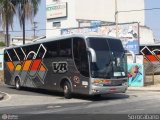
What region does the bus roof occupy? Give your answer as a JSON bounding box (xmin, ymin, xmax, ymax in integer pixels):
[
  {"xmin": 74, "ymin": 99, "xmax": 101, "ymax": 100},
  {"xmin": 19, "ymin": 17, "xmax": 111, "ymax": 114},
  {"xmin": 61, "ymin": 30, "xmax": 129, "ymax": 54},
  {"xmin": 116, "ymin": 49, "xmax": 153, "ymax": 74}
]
[{"xmin": 5, "ymin": 34, "xmax": 120, "ymax": 50}]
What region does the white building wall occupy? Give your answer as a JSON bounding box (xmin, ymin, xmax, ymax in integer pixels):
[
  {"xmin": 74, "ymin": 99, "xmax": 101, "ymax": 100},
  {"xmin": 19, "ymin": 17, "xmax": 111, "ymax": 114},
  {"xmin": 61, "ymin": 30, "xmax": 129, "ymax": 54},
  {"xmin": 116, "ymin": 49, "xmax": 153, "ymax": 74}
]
[
  {"xmin": 46, "ymin": 0, "xmax": 78, "ymax": 37},
  {"xmin": 75, "ymin": 0, "xmax": 145, "ymax": 25},
  {"xmin": 140, "ymin": 26, "xmax": 155, "ymax": 45},
  {"xmin": 117, "ymin": 0, "xmax": 145, "ymax": 25},
  {"xmin": 75, "ymin": 0, "xmax": 115, "ymax": 22},
  {"xmin": 46, "ymin": 0, "xmax": 145, "ymax": 37}
]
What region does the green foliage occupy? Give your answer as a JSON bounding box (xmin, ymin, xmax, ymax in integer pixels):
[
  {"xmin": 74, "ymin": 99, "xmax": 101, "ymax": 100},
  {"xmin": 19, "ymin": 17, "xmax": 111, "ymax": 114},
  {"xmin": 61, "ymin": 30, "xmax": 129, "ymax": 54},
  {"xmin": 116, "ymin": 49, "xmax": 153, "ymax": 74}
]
[{"xmin": 0, "ymin": 42, "xmax": 5, "ymax": 47}]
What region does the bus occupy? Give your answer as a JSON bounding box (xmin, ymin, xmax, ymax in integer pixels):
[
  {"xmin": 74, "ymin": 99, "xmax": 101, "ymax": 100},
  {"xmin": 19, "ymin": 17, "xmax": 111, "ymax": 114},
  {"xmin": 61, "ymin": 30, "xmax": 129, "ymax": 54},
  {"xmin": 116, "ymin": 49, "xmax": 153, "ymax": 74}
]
[{"xmin": 4, "ymin": 34, "xmax": 128, "ymax": 98}]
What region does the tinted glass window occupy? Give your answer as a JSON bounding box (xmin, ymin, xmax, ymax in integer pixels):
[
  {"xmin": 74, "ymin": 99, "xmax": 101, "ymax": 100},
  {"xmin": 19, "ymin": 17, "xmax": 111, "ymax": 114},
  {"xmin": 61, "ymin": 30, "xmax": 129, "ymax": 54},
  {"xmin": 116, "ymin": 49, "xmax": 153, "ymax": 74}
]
[
  {"xmin": 44, "ymin": 41, "xmax": 58, "ymax": 58},
  {"xmin": 4, "ymin": 50, "xmax": 10, "ymax": 62},
  {"xmin": 14, "ymin": 47, "xmax": 26, "ymax": 61},
  {"xmin": 23, "ymin": 44, "xmax": 39, "ymax": 60},
  {"xmin": 73, "ymin": 37, "xmax": 89, "ymax": 77},
  {"xmin": 7, "ymin": 49, "xmax": 19, "ymax": 61},
  {"xmin": 108, "ymin": 39, "xmax": 124, "ymax": 52},
  {"xmin": 36, "ymin": 44, "xmax": 46, "ymax": 59},
  {"xmin": 87, "ymin": 38, "xmax": 109, "ymax": 51},
  {"xmin": 59, "ymin": 39, "xmax": 72, "ymax": 58}
]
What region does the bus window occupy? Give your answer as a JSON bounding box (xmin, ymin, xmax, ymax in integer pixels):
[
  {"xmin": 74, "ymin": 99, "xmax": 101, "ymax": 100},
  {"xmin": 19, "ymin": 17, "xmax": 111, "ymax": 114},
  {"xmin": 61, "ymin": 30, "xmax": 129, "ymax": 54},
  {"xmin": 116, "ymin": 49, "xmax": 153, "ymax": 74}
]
[
  {"xmin": 59, "ymin": 39, "xmax": 72, "ymax": 58},
  {"xmin": 73, "ymin": 37, "xmax": 89, "ymax": 77},
  {"xmin": 44, "ymin": 41, "xmax": 58, "ymax": 58},
  {"xmin": 4, "ymin": 51, "xmax": 10, "ymax": 62},
  {"xmin": 8, "ymin": 49, "xmax": 19, "ymax": 61},
  {"xmin": 14, "ymin": 48, "xmax": 26, "ymax": 61}
]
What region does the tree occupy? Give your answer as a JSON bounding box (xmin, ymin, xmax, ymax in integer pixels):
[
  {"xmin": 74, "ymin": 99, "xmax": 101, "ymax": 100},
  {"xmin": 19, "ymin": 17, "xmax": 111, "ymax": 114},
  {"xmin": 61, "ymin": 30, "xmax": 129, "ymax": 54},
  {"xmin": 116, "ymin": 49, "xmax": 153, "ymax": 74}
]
[
  {"xmin": 15, "ymin": 0, "xmax": 40, "ymax": 45},
  {"xmin": 0, "ymin": 0, "xmax": 16, "ymax": 47}
]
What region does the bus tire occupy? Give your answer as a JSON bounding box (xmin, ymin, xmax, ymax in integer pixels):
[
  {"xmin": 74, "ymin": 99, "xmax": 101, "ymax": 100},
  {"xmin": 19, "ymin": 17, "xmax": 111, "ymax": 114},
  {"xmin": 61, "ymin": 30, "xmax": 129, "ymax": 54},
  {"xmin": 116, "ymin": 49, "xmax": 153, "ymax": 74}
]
[
  {"xmin": 15, "ymin": 77, "xmax": 21, "ymax": 90},
  {"xmin": 63, "ymin": 81, "xmax": 72, "ymax": 99}
]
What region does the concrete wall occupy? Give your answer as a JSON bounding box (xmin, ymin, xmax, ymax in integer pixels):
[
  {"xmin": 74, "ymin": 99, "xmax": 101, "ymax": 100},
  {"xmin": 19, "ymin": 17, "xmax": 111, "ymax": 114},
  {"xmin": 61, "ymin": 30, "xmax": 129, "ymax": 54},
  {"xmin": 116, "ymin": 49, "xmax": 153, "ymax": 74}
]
[
  {"xmin": 140, "ymin": 26, "xmax": 155, "ymax": 45},
  {"xmin": 46, "ymin": 0, "xmax": 145, "ymax": 38},
  {"xmin": 75, "ymin": 0, "xmax": 145, "ymax": 25},
  {"xmin": 46, "ymin": 0, "xmax": 78, "ymax": 37}
]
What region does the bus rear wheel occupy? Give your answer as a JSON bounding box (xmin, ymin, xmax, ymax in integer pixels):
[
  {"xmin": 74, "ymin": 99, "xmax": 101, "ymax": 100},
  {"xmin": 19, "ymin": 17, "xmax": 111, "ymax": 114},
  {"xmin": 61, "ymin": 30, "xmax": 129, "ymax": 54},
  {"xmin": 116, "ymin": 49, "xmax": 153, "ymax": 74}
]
[
  {"xmin": 15, "ymin": 77, "xmax": 21, "ymax": 90},
  {"xmin": 63, "ymin": 82, "xmax": 72, "ymax": 99}
]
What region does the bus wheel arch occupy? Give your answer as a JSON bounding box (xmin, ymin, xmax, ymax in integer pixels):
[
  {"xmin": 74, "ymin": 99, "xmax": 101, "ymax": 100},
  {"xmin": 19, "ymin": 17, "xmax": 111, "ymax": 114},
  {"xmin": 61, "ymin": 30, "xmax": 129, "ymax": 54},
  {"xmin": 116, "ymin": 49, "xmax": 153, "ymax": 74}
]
[
  {"xmin": 60, "ymin": 78, "xmax": 73, "ymax": 99},
  {"xmin": 15, "ymin": 76, "xmax": 21, "ymax": 90}
]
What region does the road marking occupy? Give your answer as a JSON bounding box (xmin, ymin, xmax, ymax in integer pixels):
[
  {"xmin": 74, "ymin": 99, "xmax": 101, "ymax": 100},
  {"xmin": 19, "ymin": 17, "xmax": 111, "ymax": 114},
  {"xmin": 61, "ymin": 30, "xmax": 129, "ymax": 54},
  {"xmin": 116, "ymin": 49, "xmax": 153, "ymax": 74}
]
[
  {"xmin": 135, "ymin": 109, "xmax": 145, "ymax": 111},
  {"xmin": 0, "ymin": 91, "xmax": 11, "ymax": 102},
  {"xmin": 47, "ymin": 106, "xmax": 62, "ymax": 109}
]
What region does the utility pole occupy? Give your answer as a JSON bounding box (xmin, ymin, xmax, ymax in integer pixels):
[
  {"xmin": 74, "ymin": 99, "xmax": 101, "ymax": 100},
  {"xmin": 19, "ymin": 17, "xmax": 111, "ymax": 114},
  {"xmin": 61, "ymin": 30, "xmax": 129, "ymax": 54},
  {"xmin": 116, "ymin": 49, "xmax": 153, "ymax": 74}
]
[
  {"xmin": 32, "ymin": 21, "xmax": 38, "ymax": 39},
  {"xmin": 115, "ymin": 0, "xmax": 118, "ymax": 38}
]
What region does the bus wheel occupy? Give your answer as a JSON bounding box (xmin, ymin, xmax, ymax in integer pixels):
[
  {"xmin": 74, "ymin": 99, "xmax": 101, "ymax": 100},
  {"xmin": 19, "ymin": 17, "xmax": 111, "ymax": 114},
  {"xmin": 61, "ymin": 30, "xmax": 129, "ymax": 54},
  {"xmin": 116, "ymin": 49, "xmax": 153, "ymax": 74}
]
[
  {"xmin": 15, "ymin": 77, "xmax": 21, "ymax": 90},
  {"xmin": 63, "ymin": 82, "xmax": 72, "ymax": 99}
]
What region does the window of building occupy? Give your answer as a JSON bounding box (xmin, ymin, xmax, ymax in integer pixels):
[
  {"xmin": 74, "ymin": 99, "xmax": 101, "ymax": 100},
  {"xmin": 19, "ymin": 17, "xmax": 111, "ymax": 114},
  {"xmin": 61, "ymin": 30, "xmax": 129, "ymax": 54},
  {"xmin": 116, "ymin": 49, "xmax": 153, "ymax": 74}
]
[
  {"xmin": 53, "ymin": 22, "xmax": 61, "ymax": 28},
  {"xmin": 53, "ymin": 0, "xmax": 59, "ymax": 2}
]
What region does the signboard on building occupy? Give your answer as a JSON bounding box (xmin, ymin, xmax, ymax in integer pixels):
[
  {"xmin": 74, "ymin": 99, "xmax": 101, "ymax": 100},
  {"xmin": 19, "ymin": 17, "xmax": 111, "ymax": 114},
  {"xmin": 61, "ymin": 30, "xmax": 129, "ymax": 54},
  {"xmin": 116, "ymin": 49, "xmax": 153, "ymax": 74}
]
[
  {"xmin": 61, "ymin": 22, "xmax": 139, "ymax": 54},
  {"xmin": 46, "ymin": 2, "xmax": 67, "ymax": 19}
]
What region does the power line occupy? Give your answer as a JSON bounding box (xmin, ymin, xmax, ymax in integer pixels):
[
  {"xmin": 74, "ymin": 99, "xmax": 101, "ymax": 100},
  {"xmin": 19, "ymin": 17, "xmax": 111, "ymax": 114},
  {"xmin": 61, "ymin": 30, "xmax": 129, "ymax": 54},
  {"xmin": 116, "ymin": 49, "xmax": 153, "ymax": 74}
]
[
  {"xmin": 1, "ymin": 28, "xmax": 63, "ymax": 33},
  {"xmin": 117, "ymin": 8, "xmax": 160, "ymax": 13}
]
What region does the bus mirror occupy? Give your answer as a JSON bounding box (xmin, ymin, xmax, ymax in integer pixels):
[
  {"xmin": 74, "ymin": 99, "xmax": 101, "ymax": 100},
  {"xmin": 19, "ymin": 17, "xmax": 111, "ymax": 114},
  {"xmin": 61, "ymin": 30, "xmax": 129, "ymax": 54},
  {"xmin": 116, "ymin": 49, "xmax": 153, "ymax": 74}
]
[
  {"xmin": 88, "ymin": 48, "xmax": 97, "ymax": 62},
  {"xmin": 126, "ymin": 50, "xmax": 136, "ymax": 63}
]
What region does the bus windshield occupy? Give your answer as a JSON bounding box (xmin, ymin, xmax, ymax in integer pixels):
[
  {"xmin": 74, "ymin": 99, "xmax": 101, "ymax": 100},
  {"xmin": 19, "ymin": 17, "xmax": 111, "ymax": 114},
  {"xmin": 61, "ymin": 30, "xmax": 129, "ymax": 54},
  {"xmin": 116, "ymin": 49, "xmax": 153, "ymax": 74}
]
[{"xmin": 87, "ymin": 37, "xmax": 127, "ymax": 79}]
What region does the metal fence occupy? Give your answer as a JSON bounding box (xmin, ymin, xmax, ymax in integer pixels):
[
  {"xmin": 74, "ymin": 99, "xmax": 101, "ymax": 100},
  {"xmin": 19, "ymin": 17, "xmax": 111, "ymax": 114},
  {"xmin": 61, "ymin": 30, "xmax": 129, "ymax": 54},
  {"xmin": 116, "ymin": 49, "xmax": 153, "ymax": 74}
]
[{"xmin": 144, "ymin": 62, "xmax": 160, "ymax": 85}]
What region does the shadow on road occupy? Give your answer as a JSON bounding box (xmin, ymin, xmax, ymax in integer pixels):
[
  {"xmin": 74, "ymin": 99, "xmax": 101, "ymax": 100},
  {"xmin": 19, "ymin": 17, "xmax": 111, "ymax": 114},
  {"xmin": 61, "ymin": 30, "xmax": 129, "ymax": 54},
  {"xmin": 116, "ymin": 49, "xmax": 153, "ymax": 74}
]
[
  {"xmin": 73, "ymin": 93, "xmax": 129, "ymax": 101},
  {"xmin": 3, "ymin": 85, "xmax": 129, "ymax": 101}
]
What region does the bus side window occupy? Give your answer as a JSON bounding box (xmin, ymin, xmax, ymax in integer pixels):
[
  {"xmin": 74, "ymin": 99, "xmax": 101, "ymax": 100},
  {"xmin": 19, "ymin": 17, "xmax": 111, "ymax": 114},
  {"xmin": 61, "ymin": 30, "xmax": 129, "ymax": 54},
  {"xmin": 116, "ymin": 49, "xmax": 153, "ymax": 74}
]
[
  {"xmin": 44, "ymin": 41, "xmax": 58, "ymax": 58},
  {"xmin": 59, "ymin": 39, "xmax": 72, "ymax": 58},
  {"xmin": 4, "ymin": 51, "xmax": 10, "ymax": 62},
  {"xmin": 73, "ymin": 37, "xmax": 89, "ymax": 77},
  {"xmin": 8, "ymin": 49, "xmax": 19, "ymax": 61}
]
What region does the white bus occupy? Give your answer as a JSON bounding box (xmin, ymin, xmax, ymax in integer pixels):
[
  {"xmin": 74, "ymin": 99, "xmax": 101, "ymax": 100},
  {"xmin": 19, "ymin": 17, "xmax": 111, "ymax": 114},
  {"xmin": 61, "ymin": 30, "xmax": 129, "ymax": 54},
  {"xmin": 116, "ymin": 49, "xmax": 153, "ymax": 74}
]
[{"xmin": 4, "ymin": 34, "xmax": 128, "ymax": 98}]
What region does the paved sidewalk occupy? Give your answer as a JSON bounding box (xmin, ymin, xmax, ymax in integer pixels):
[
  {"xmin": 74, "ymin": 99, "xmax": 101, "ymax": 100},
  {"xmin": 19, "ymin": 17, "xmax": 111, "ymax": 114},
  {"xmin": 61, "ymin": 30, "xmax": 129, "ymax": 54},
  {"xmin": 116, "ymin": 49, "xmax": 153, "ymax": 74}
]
[{"xmin": 128, "ymin": 84, "xmax": 160, "ymax": 92}]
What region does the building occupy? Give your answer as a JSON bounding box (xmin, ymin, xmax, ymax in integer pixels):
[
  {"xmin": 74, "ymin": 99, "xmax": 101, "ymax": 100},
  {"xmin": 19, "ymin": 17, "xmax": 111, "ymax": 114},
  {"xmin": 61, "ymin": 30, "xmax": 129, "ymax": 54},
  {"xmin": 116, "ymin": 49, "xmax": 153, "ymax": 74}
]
[
  {"xmin": 46, "ymin": 0, "xmax": 145, "ymax": 37},
  {"xmin": 11, "ymin": 36, "xmax": 38, "ymax": 46}
]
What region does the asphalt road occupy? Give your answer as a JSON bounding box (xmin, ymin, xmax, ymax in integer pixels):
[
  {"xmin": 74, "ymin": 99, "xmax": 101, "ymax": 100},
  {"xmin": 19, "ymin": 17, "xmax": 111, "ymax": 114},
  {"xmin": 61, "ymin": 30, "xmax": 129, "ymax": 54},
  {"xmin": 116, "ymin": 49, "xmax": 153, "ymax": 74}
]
[{"xmin": 0, "ymin": 84, "xmax": 160, "ymax": 120}]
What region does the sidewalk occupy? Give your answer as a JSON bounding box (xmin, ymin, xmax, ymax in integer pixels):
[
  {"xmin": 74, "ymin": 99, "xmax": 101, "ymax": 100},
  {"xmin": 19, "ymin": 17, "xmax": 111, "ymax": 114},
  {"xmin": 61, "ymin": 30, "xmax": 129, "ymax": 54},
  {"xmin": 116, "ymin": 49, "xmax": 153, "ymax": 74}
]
[{"xmin": 128, "ymin": 84, "xmax": 160, "ymax": 92}]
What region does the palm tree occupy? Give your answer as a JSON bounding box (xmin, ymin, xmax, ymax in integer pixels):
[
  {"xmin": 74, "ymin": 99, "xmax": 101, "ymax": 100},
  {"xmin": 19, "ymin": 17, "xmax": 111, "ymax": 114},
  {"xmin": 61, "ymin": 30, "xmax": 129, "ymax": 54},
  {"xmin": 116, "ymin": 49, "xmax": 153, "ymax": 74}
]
[
  {"xmin": 15, "ymin": 0, "xmax": 40, "ymax": 45},
  {"xmin": 0, "ymin": 0, "xmax": 16, "ymax": 47}
]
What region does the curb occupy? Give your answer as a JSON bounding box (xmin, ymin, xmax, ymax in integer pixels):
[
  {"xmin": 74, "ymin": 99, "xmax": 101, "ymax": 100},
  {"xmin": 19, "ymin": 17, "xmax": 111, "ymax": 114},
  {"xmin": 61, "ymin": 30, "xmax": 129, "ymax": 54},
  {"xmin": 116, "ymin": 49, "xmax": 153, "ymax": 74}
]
[
  {"xmin": 0, "ymin": 93, "xmax": 4, "ymax": 101},
  {"xmin": 0, "ymin": 91, "xmax": 7, "ymax": 101},
  {"xmin": 128, "ymin": 88, "xmax": 160, "ymax": 92}
]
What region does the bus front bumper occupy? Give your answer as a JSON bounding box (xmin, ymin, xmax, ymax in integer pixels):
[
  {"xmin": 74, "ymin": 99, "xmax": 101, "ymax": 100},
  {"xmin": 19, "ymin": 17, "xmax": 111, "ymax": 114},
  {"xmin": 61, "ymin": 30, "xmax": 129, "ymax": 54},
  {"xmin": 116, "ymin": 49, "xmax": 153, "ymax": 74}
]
[{"xmin": 90, "ymin": 85, "xmax": 128, "ymax": 95}]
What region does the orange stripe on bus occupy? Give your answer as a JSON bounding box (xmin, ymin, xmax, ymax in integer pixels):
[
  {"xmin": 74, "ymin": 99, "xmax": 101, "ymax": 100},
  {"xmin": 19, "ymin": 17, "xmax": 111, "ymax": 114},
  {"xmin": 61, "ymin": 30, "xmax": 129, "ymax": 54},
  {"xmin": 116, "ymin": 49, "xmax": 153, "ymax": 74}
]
[
  {"xmin": 23, "ymin": 60, "xmax": 32, "ymax": 71},
  {"xmin": 39, "ymin": 64, "xmax": 46, "ymax": 71},
  {"xmin": 30, "ymin": 59, "xmax": 41, "ymax": 71},
  {"xmin": 6, "ymin": 62, "xmax": 15, "ymax": 71}
]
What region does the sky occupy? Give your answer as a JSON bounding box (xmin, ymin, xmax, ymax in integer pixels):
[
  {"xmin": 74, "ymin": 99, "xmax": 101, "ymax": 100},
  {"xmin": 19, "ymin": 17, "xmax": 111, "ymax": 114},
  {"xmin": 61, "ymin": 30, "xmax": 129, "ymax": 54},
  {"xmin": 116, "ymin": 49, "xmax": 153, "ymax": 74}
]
[
  {"xmin": 5, "ymin": 0, "xmax": 46, "ymax": 37},
  {"xmin": 145, "ymin": 0, "xmax": 160, "ymax": 41},
  {"xmin": 1, "ymin": 0, "xmax": 160, "ymax": 41}
]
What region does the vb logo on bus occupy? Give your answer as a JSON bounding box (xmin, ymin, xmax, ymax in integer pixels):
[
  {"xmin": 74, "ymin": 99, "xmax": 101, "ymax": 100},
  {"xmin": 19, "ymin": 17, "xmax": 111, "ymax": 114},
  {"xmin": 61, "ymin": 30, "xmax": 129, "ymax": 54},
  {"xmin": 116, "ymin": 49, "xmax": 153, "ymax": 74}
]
[{"xmin": 52, "ymin": 62, "xmax": 68, "ymax": 73}]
